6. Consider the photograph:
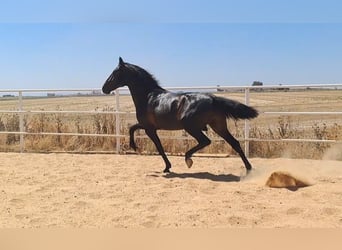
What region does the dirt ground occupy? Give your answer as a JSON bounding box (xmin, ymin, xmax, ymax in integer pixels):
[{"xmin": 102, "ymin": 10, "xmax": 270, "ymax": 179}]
[{"xmin": 0, "ymin": 153, "xmax": 341, "ymax": 228}]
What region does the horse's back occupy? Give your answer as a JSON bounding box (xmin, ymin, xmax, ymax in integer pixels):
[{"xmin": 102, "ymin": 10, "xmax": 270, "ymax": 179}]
[
  {"xmin": 147, "ymin": 91, "xmax": 217, "ymax": 130},
  {"xmin": 146, "ymin": 92, "xmax": 184, "ymax": 129}
]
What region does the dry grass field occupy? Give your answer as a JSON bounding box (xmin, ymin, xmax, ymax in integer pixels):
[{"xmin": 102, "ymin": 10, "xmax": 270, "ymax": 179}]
[{"xmin": 1, "ymin": 89, "xmax": 342, "ymax": 159}]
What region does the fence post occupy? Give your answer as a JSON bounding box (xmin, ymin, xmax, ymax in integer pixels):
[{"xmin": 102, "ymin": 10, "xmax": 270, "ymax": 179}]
[
  {"xmin": 244, "ymin": 88, "xmax": 250, "ymax": 157},
  {"xmin": 115, "ymin": 89, "xmax": 120, "ymax": 153},
  {"xmin": 18, "ymin": 91, "xmax": 24, "ymax": 153}
]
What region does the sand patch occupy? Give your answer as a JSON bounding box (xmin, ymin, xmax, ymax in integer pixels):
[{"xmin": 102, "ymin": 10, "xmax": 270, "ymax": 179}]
[
  {"xmin": 0, "ymin": 153, "xmax": 342, "ymax": 228},
  {"xmin": 242, "ymin": 159, "xmax": 316, "ymax": 188},
  {"xmin": 323, "ymin": 144, "xmax": 342, "ymax": 161}
]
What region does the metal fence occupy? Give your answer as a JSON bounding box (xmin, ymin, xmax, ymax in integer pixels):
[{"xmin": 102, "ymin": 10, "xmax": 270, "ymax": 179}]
[{"xmin": 1, "ymin": 84, "xmax": 342, "ymax": 155}]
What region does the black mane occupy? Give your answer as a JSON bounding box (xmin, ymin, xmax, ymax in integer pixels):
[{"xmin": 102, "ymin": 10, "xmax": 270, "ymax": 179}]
[{"xmin": 126, "ymin": 63, "xmax": 164, "ymax": 90}]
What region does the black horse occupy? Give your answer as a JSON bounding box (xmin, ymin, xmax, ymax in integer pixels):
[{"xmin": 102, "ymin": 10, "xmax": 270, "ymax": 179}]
[{"xmin": 102, "ymin": 57, "xmax": 258, "ymax": 173}]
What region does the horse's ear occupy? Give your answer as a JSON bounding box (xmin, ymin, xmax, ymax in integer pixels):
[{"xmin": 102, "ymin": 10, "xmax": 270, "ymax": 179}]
[{"xmin": 119, "ymin": 57, "xmax": 125, "ymax": 67}]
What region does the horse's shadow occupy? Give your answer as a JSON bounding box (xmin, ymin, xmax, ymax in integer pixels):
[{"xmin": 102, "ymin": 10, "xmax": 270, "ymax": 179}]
[{"xmin": 161, "ymin": 171, "xmax": 241, "ymax": 183}]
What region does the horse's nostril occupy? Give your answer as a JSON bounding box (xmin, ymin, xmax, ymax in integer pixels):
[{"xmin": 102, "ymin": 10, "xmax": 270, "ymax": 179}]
[{"xmin": 102, "ymin": 84, "xmax": 110, "ymax": 94}]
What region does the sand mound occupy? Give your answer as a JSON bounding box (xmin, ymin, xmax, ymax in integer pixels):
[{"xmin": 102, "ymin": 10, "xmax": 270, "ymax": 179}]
[{"xmin": 265, "ymin": 171, "xmax": 312, "ymax": 189}]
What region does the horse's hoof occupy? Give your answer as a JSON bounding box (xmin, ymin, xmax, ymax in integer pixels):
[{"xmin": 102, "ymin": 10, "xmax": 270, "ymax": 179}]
[
  {"xmin": 130, "ymin": 143, "xmax": 137, "ymax": 151},
  {"xmin": 185, "ymin": 158, "xmax": 193, "ymax": 168}
]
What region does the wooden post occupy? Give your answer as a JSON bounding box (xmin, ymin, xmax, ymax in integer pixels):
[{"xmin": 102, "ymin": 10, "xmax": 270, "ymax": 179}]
[
  {"xmin": 244, "ymin": 88, "xmax": 250, "ymax": 157},
  {"xmin": 18, "ymin": 91, "xmax": 24, "ymax": 153},
  {"xmin": 115, "ymin": 89, "xmax": 120, "ymax": 153}
]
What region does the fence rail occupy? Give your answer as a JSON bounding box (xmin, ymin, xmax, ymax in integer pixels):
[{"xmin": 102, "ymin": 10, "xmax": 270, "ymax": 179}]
[{"xmin": 1, "ymin": 84, "xmax": 342, "ymax": 155}]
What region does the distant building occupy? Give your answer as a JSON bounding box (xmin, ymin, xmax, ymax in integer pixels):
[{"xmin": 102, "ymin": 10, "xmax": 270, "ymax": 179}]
[
  {"xmin": 252, "ymin": 81, "xmax": 263, "ymax": 86},
  {"xmin": 252, "ymin": 81, "xmax": 263, "ymax": 92},
  {"xmin": 47, "ymin": 93, "xmax": 56, "ymax": 97}
]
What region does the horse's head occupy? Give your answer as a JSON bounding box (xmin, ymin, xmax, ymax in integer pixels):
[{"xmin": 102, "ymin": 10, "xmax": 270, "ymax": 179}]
[
  {"xmin": 102, "ymin": 57, "xmax": 162, "ymax": 94},
  {"xmin": 102, "ymin": 57, "xmax": 127, "ymax": 94}
]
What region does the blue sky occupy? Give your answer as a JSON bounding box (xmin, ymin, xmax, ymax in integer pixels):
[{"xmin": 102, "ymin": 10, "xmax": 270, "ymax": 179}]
[
  {"xmin": 1, "ymin": 1, "xmax": 342, "ymax": 89},
  {"xmin": 1, "ymin": 0, "xmax": 342, "ymax": 23}
]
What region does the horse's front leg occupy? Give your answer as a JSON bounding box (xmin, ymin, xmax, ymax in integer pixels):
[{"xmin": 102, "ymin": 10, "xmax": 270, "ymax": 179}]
[
  {"xmin": 129, "ymin": 123, "xmax": 145, "ymax": 151},
  {"xmin": 145, "ymin": 128, "xmax": 172, "ymax": 173}
]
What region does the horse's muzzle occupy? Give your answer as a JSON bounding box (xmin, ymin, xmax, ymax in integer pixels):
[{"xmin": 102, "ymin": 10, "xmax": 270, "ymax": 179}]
[{"xmin": 102, "ymin": 86, "xmax": 111, "ymax": 94}]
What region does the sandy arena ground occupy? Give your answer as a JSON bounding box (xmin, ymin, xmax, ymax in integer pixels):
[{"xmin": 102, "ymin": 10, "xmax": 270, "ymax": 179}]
[{"xmin": 0, "ymin": 153, "xmax": 341, "ymax": 228}]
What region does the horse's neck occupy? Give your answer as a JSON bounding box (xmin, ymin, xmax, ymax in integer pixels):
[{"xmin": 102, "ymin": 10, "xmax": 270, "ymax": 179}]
[{"xmin": 128, "ymin": 84, "xmax": 165, "ymax": 113}]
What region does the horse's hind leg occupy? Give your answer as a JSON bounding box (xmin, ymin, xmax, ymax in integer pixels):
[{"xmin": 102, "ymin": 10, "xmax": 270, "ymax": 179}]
[
  {"xmin": 210, "ymin": 117, "xmax": 252, "ymax": 172},
  {"xmin": 129, "ymin": 123, "xmax": 144, "ymax": 151},
  {"xmin": 145, "ymin": 128, "xmax": 172, "ymax": 173},
  {"xmin": 184, "ymin": 128, "xmax": 211, "ymax": 168}
]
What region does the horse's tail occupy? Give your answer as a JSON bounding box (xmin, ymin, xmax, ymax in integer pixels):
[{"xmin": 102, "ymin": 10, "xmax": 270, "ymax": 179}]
[{"xmin": 212, "ymin": 96, "xmax": 258, "ymax": 120}]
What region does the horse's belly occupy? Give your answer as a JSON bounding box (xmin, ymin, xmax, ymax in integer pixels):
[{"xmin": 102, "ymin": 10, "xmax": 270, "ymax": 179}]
[{"xmin": 155, "ymin": 116, "xmax": 183, "ymax": 130}]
